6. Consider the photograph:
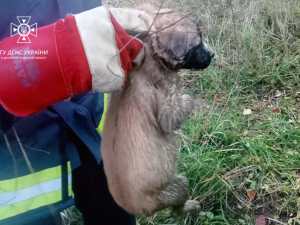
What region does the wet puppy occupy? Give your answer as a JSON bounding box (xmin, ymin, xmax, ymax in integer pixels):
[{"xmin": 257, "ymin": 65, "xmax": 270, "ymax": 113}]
[{"xmin": 101, "ymin": 4, "xmax": 214, "ymax": 217}]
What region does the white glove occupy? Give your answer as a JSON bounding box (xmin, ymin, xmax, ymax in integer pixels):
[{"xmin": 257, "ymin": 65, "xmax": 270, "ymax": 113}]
[{"xmin": 109, "ymin": 7, "xmax": 155, "ymax": 35}]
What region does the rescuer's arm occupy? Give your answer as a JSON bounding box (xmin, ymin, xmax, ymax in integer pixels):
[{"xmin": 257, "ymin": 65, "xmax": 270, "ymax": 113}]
[{"xmin": 0, "ymin": 6, "xmax": 152, "ymax": 117}]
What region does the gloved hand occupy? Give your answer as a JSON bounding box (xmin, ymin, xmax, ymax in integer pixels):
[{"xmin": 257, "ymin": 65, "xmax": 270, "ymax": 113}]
[{"xmin": 0, "ymin": 6, "xmax": 153, "ymax": 117}]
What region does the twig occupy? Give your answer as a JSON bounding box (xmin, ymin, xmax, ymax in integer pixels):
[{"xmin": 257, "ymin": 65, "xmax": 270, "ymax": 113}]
[
  {"xmin": 24, "ymin": 145, "xmax": 51, "ymax": 155},
  {"xmin": 107, "ymin": 4, "xmax": 201, "ymax": 83},
  {"xmin": 106, "ymin": 0, "xmax": 167, "ymax": 83},
  {"xmin": 13, "ymin": 126, "xmax": 34, "ymax": 173},
  {"xmin": 12, "ymin": 127, "xmax": 61, "ymax": 225},
  {"xmin": 147, "ymin": 0, "xmax": 166, "ymax": 34},
  {"xmin": 106, "ymin": 32, "xmax": 144, "ymax": 84}
]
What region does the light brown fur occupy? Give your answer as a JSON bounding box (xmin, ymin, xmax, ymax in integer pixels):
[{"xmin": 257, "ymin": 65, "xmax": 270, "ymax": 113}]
[{"xmin": 101, "ymin": 4, "xmax": 213, "ymax": 217}]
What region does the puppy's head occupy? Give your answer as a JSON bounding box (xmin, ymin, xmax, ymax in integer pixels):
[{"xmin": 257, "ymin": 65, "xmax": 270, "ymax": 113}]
[{"xmin": 136, "ymin": 4, "xmax": 214, "ymax": 71}]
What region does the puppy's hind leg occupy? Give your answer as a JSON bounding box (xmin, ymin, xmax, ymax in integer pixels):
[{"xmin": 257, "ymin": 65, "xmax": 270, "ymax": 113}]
[
  {"xmin": 170, "ymin": 200, "xmax": 201, "ymax": 218},
  {"xmin": 156, "ymin": 175, "xmax": 200, "ymax": 217}
]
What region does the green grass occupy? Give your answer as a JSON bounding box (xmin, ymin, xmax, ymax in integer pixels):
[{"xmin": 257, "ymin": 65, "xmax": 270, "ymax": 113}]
[
  {"xmin": 64, "ymin": 0, "xmax": 300, "ymax": 224},
  {"xmin": 132, "ymin": 0, "xmax": 300, "ymax": 224}
]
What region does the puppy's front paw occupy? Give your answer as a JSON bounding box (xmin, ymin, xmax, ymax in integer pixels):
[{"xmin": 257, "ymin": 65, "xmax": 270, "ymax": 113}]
[
  {"xmin": 182, "ymin": 94, "xmax": 194, "ymax": 115},
  {"xmin": 182, "ymin": 200, "xmax": 201, "ymax": 212},
  {"xmin": 170, "ymin": 200, "xmax": 201, "ymax": 217}
]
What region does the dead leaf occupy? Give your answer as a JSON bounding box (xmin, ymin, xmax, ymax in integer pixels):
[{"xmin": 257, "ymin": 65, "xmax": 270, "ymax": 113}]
[
  {"xmin": 247, "ymin": 190, "xmax": 256, "ymax": 201},
  {"xmin": 243, "ymin": 109, "xmax": 252, "ymax": 115},
  {"xmin": 218, "ymin": 61, "xmax": 223, "ymax": 69},
  {"xmin": 186, "ymin": 79, "xmax": 191, "ymax": 83},
  {"xmin": 255, "ymin": 215, "xmax": 266, "ymax": 225},
  {"xmin": 273, "ymin": 108, "xmax": 282, "ymax": 114},
  {"xmin": 248, "ymin": 69, "xmax": 253, "ymax": 75},
  {"xmin": 214, "ymin": 95, "xmax": 222, "ymax": 103},
  {"xmin": 251, "ymin": 108, "xmax": 258, "ymax": 112}
]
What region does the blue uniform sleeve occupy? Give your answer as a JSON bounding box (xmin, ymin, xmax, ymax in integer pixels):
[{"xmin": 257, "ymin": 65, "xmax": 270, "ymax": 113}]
[
  {"xmin": 0, "ymin": 0, "xmax": 102, "ymax": 40},
  {"xmin": 0, "ymin": 104, "xmax": 17, "ymax": 133}
]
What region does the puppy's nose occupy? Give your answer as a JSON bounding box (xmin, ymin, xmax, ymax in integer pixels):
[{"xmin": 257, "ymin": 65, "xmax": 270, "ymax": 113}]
[{"xmin": 210, "ymin": 51, "xmax": 215, "ymax": 58}]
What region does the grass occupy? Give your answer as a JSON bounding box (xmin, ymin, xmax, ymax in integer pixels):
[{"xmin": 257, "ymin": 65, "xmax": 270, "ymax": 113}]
[{"xmin": 64, "ymin": 0, "xmax": 300, "ymax": 224}]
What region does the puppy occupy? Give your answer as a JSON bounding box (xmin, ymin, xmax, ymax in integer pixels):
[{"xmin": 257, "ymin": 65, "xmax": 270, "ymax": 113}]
[{"xmin": 101, "ymin": 4, "xmax": 214, "ymax": 217}]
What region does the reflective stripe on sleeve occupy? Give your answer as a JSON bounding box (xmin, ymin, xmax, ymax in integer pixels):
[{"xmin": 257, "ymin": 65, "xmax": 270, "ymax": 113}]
[
  {"xmin": 0, "ymin": 162, "xmax": 71, "ymax": 195},
  {"xmin": 0, "ymin": 162, "xmax": 72, "ymax": 221},
  {"xmin": 97, "ymin": 93, "xmax": 108, "ymax": 134}
]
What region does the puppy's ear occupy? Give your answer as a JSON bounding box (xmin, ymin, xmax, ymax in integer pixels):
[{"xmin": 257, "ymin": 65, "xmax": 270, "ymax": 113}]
[
  {"xmin": 136, "ymin": 4, "xmax": 174, "ymax": 15},
  {"xmin": 167, "ymin": 34, "xmax": 188, "ymax": 59},
  {"xmin": 135, "ymin": 3, "xmax": 157, "ymax": 14}
]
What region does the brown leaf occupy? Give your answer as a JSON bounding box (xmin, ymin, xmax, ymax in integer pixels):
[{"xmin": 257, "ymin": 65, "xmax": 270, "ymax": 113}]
[
  {"xmin": 214, "ymin": 95, "xmax": 222, "ymax": 103},
  {"xmin": 186, "ymin": 79, "xmax": 192, "ymax": 83},
  {"xmin": 255, "ymin": 215, "xmax": 266, "ymax": 225},
  {"xmin": 218, "ymin": 61, "xmax": 223, "ymax": 69},
  {"xmin": 247, "ymin": 190, "xmax": 256, "ymax": 201},
  {"xmin": 273, "ymin": 108, "xmax": 282, "ymax": 114},
  {"xmin": 248, "ymin": 69, "xmax": 253, "ymax": 75}
]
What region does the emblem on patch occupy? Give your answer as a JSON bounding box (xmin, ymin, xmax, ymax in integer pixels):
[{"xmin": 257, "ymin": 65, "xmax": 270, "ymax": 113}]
[{"xmin": 11, "ymin": 16, "xmax": 37, "ymax": 43}]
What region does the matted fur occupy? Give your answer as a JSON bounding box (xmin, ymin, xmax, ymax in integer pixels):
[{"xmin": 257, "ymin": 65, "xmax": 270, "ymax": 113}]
[{"xmin": 101, "ymin": 4, "xmax": 214, "ymax": 216}]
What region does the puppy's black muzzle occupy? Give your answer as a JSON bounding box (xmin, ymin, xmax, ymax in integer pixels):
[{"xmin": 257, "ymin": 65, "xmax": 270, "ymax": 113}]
[{"xmin": 183, "ymin": 42, "xmax": 214, "ymax": 71}]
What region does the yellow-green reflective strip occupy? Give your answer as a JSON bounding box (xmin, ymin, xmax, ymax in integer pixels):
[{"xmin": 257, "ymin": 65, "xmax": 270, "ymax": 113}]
[
  {"xmin": 97, "ymin": 93, "xmax": 108, "ymax": 134},
  {"xmin": 0, "ymin": 162, "xmax": 71, "ymax": 195},
  {"xmin": 0, "ymin": 184, "xmax": 72, "ymax": 221}
]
